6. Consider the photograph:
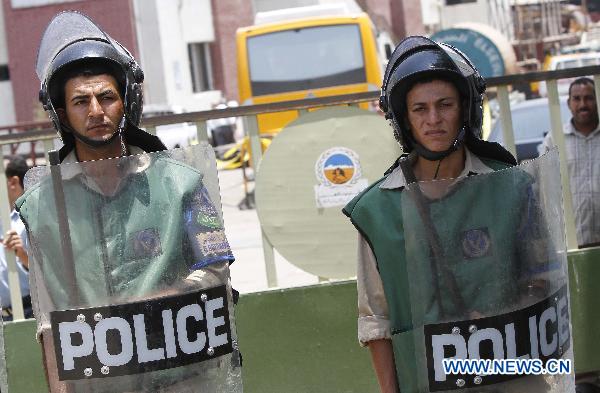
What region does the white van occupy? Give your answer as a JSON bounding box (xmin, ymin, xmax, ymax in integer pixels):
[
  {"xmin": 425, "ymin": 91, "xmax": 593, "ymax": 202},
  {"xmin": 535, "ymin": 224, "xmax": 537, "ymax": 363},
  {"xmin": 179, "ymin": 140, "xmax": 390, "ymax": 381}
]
[{"xmin": 539, "ymin": 52, "xmax": 600, "ymax": 97}]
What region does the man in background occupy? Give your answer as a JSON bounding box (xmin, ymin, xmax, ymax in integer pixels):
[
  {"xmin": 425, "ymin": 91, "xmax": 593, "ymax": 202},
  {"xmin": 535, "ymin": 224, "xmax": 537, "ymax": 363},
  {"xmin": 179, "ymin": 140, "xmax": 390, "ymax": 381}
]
[
  {"xmin": 542, "ymin": 77, "xmax": 600, "ymax": 248},
  {"xmin": 0, "ymin": 155, "xmax": 31, "ymax": 320}
]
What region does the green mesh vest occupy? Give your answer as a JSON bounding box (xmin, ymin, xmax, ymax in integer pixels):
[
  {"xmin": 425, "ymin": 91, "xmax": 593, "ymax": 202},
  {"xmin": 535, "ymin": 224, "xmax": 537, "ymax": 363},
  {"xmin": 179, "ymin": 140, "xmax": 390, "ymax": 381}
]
[{"xmin": 343, "ymin": 157, "xmax": 532, "ymax": 391}]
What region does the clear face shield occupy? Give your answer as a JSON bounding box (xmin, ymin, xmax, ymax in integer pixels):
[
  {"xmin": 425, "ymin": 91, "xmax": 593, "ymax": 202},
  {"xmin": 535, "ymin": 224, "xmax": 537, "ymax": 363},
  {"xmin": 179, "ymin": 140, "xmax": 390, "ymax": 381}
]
[{"xmin": 20, "ymin": 144, "xmax": 242, "ymax": 392}]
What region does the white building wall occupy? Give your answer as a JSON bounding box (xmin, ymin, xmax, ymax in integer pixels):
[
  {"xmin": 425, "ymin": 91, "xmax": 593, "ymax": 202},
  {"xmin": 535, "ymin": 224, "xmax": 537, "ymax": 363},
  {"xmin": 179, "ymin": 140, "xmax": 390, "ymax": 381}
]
[
  {"xmin": 10, "ymin": 0, "xmax": 77, "ymax": 8},
  {"xmin": 134, "ymin": 0, "xmax": 220, "ymax": 113},
  {"xmin": 439, "ymin": 0, "xmax": 490, "ymax": 29},
  {"xmin": 254, "ymin": 0, "xmax": 360, "ymax": 15},
  {"xmin": 0, "ymin": 3, "xmax": 16, "ymax": 126},
  {"xmin": 420, "ymin": 0, "xmax": 441, "ymax": 27}
]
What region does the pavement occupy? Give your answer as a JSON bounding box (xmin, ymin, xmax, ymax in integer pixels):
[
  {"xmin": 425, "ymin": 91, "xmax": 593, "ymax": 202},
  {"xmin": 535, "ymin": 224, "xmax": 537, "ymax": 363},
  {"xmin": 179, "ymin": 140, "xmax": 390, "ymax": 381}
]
[{"xmin": 217, "ymin": 167, "xmax": 320, "ymax": 294}]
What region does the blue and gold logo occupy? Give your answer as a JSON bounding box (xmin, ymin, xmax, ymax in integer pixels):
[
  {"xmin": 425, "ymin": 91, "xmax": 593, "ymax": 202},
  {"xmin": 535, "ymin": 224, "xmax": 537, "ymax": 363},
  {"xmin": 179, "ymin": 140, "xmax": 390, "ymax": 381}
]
[{"xmin": 315, "ymin": 147, "xmax": 362, "ymax": 186}]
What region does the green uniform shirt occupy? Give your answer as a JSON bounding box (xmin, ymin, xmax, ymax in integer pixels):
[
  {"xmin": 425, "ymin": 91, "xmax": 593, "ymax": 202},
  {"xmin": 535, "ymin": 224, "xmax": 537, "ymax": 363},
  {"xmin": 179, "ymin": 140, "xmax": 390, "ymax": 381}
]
[
  {"xmin": 17, "ymin": 154, "xmax": 234, "ymax": 311},
  {"xmin": 343, "ymin": 155, "xmax": 547, "ymax": 391}
]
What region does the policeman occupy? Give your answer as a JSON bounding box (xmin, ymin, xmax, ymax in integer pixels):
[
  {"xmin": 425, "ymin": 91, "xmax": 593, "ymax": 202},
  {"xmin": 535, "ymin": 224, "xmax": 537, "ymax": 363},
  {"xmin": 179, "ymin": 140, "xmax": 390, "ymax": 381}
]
[
  {"xmin": 343, "ymin": 36, "xmax": 570, "ymax": 392},
  {"xmin": 16, "ymin": 11, "xmax": 239, "ymax": 393}
]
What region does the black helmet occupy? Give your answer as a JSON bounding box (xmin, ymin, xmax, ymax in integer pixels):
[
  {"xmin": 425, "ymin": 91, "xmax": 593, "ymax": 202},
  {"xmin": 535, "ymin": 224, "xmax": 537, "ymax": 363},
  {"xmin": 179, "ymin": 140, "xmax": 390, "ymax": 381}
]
[
  {"xmin": 379, "ymin": 36, "xmax": 487, "ymax": 161},
  {"xmin": 36, "ymin": 11, "xmax": 144, "ymax": 148}
]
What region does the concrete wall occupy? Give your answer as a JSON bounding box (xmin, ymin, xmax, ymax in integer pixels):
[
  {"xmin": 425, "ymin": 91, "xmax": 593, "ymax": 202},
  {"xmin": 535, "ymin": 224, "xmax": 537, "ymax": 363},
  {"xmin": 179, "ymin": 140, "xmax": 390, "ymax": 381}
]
[
  {"xmin": 2, "ymin": 281, "xmax": 379, "ymax": 393},
  {"xmin": 210, "ymin": 0, "xmax": 254, "ymax": 102},
  {"xmin": 254, "ymin": 0, "xmax": 318, "ymax": 13},
  {"xmin": 2, "ymin": 0, "xmax": 138, "ymax": 123},
  {"xmin": 0, "ymin": 1, "xmax": 15, "ymax": 126},
  {"xmin": 134, "ymin": 0, "xmax": 221, "ymax": 113},
  {"xmin": 439, "ymin": 0, "xmax": 490, "ymax": 29},
  {"xmin": 360, "ymin": 0, "xmax": 425, "ymax": 40}
]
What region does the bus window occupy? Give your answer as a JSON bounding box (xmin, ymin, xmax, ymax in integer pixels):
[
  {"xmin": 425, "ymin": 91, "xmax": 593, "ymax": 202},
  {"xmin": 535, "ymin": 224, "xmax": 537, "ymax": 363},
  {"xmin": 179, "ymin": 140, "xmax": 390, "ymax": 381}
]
[{"xmin": 247, "ymin": 24, "xmax": 366, "ymax": 96}]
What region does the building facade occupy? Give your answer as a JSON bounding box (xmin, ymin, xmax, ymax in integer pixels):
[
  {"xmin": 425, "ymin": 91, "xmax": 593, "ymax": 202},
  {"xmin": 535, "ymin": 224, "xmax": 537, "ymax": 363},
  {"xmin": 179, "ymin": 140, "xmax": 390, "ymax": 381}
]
[{"xmin": 1, "ymin": 0, "xmax": 253, "ymax": 125}]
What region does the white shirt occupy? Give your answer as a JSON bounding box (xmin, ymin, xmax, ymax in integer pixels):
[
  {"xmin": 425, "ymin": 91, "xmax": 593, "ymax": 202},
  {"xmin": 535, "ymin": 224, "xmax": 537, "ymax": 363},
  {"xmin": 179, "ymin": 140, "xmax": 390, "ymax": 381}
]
[
  {"xmin": 541, "ymin": 120, "xmax": 600, "ymax": 247},
  {"xmin": 0, "ymin": 210, "xmax": 30, "ymax": 308}
]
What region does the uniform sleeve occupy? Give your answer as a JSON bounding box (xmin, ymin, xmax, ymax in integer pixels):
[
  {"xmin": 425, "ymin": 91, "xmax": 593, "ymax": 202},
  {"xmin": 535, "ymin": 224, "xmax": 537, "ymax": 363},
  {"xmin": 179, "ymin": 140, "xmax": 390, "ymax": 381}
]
[
  {"xmin": 184, "ymin": 183, "xmax": 235, "ymax": 270},
  {"xmin": 357, "ymin": 233, "xmax": 391, "ymax": 346}
]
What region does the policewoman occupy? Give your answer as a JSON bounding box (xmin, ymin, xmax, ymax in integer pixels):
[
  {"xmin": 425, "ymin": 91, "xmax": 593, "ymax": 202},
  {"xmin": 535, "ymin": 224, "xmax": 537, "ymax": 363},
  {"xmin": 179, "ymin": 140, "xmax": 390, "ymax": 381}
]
[{"xmin": 343, "ymin": 36, "xmax": 564, "ymax": 393}]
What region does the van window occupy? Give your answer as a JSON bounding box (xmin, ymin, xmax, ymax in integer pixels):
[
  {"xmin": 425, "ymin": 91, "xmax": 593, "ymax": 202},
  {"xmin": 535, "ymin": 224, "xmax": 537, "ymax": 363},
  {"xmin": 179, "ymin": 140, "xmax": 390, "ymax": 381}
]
[
  {"xmin": 489, "ymin": 99, "xmax": 570, "ymax": 143},
  {"xmin": 582, "ymin": 57, "xmax": 600, "ymax": 66}
]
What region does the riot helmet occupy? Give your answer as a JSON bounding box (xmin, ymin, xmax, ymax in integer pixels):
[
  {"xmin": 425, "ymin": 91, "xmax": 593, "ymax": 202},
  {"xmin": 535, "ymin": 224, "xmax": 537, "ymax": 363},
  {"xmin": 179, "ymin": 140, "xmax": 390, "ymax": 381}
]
[
  {"xmin": 36, "ymin": 11, "xmax": 144, "ymax": 149},
  {"xmin": 380, "ymin": 36, "xmax": 486, "ymax": 162}
]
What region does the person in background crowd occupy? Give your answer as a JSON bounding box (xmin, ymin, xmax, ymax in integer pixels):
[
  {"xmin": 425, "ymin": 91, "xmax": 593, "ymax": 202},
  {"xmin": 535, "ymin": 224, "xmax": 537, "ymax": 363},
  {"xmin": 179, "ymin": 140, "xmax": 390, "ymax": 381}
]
[
  {"xmin": 541, "ymin": 77, "xmax": 600, "ymax": 248},
  {"xmin": 0, "ymin": 155, "xmax": 32, "ymax": 320}
]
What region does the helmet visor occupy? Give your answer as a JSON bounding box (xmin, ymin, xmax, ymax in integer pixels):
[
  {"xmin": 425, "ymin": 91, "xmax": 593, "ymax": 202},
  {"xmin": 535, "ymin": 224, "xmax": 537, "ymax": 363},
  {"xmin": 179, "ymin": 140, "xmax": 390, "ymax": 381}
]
[{"xmin": 36, "ymin": 11, "xmax": 126, "ymax": 82}]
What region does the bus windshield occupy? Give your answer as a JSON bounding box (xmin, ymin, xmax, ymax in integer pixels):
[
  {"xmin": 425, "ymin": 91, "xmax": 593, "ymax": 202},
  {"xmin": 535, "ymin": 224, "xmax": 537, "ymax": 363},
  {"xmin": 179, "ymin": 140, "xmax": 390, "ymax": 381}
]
[{"xmin": 247, "ymin": 24, "xmax": 366, "ymax": 96}]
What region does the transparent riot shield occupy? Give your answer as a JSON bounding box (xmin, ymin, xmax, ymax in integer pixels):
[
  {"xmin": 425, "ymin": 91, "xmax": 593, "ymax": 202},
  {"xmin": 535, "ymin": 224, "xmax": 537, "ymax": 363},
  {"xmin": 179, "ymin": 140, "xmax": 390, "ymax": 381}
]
[
  {"xmin": 20, "ymin": 144, "xmax": 242, "ymax": 393},
  {"xmin": 394, "ymin": 149, "xmax": 574, "ymax": 393}
]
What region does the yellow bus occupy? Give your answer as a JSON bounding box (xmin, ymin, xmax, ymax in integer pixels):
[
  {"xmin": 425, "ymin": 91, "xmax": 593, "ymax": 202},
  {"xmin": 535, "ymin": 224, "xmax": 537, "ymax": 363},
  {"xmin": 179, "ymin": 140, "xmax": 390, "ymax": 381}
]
[{"xmin": 236, "ymin": 11, "xmax": 383, "ymax": 134}]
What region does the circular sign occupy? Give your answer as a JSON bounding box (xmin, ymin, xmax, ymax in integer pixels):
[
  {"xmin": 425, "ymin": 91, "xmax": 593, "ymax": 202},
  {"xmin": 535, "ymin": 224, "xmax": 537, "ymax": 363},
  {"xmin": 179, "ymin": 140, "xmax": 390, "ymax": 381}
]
[{"xmin": 255, "ymin": 107, "xmax": 401, "ymax": 279}]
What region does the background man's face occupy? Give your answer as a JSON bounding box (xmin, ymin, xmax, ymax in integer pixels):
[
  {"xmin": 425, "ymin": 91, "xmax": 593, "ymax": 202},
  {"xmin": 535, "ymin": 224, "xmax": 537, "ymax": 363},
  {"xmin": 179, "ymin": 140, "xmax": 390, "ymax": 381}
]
[
  {"xmin": 568, "ymin": 83, "xmax": 598, "ymax": 128},
  {"xmin": 405, "ymin": 79, "xmax": 462, "ymax": 153},
  {"xmin": 60, "ymin": 74, "xmax": 124, "ymax": 141}
]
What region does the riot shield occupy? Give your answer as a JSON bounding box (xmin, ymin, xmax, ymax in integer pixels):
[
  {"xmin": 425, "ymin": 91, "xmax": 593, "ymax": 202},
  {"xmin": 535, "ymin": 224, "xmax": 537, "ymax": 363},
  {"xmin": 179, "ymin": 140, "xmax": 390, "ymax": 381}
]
[
  {"xmin": 394, "ymin": 149, "xmax": 574, "ymax": 392},
  {"xmin": 20, "ymin": 144, "xmax": 242, "ymax": 393}
]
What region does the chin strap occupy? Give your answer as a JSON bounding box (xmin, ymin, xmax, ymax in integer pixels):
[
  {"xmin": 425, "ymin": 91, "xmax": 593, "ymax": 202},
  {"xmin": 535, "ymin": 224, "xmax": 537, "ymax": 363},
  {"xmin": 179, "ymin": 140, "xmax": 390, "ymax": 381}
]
[
  {"xmin": 411, "ymin": 125, "xmax": 467, "ymax": 162},
  {"xmin": 60, "ymin": 116, "xmax": 126, "ymax": 152}
]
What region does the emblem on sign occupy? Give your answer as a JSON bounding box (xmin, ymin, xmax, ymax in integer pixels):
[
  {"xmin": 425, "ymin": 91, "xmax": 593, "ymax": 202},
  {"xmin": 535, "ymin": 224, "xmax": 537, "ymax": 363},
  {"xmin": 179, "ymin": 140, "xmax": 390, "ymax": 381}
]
[{"xmin": 314, "ymin": 147, "xmax": 368, "ymax": 208}]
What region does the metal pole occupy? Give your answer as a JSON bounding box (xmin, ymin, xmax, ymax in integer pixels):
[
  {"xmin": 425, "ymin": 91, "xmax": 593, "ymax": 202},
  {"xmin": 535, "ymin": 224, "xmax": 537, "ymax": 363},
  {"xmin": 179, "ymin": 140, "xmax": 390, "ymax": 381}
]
[
  {"xmin": 0, "ymin": 147, "xmax": 24, "ymax": 320},
  {"xmin": 43, "ymin": 139, "xmax": 54, "ymax": 165},
  {"xmin": 195, "ymin": 120, "xmax": 209, "ymax": 145},
  {"xmin": 497, "ymin": 85, "xmax": 517, "ymax": 158},
  {"xmin": 243, "ymin": 114, "xmax": 278, "ymax": 287},
  {"xmin": 48, "ymin": 151, "xmax": 79, "ymax": 305},
  {"xmin": 546, "ymin": 79, "xmax": 578, "ymax": 250}
]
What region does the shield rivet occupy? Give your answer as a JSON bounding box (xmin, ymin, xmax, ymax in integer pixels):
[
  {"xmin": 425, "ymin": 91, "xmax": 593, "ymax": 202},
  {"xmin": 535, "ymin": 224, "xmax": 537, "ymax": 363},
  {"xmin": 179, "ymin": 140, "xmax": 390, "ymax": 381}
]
[
  {"xmin": 456, "ymin": 378, "xmax": 465, "ymax": 387},
  {"xmin": 207, "ymin": 347, "xmax": 215, "ymax": 356},
  {"xmin": 468, "ymin": 325, "xmax": 477, "ymax": 334},
  {"xmin": 101, "ymin": 366, "xmax": 109, "ymax": 375},
  {"xmin": 201, "ymin": 293, "xmax": 208, "ymax": 302},
  {"xmin": 94, "ymin": 313, "xmax": 103, "ymax": 322},
  {"xmin": 452, "ymin": 327, "xmax": 461, "ymax": 335},
  {"xmin": 77, "ymin": 314, "xmax": 86, "ymax": 323},
  {"xmin": 474, "ymin": 376, "xmax": 482, "ymax": 385},
  {"xmin": 84, "ymin": 368, "xmax": 92, "ymax": 377}
]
